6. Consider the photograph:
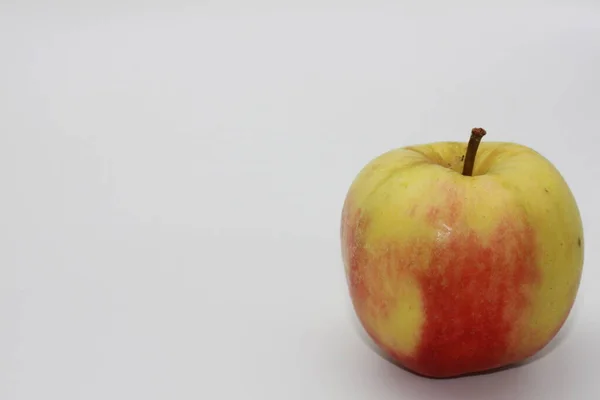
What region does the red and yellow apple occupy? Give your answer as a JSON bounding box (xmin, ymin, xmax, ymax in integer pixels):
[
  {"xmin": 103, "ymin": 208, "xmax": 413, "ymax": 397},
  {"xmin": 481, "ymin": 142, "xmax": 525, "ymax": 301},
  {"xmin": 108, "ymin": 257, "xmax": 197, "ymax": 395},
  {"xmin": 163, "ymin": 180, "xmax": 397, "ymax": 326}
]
[{"xmin": 340, "ymin": 128, "xmax": 584, "ymax": 378}]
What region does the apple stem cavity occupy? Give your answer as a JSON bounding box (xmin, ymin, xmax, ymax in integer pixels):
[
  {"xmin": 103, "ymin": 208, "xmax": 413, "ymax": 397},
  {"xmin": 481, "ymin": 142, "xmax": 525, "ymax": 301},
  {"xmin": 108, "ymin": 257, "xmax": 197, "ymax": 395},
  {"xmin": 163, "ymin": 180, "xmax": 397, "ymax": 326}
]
[{"xmin": 462, "ymin": 127, "xmax": 487, "ymax": 176}]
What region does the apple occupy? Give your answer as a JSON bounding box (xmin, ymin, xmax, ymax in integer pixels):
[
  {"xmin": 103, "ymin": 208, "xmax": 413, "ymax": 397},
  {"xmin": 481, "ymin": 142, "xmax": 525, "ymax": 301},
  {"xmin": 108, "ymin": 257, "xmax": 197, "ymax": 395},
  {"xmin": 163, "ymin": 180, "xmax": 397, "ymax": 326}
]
[{"xmin": 340, "ymin": 128, "xmax": 584, "ymax": 378}]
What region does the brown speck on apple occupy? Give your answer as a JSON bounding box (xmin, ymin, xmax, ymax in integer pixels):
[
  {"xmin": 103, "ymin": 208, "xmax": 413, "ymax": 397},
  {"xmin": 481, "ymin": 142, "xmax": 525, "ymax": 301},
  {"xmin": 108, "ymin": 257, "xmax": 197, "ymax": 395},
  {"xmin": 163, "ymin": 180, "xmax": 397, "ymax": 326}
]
[
  {"xmin": 578, "ymin": 237, "xmax": 582, "ymax": 247},
  {"xmin": 544, "ymin": 188, "xmax": 549, "ymax": 193}
]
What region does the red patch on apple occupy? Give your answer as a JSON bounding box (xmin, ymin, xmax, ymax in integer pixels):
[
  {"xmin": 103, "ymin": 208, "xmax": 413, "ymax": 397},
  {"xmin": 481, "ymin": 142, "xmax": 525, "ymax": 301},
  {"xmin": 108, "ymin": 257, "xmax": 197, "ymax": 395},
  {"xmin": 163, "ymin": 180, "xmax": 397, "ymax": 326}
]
[
  {"xmin": 411, "ymin": 218, "xmax": 540, "ymax": 377},
  {"xmin": 342, "ymin": 201, "xmax": 542, "ymax": 377},
  {"xmin": 341, "ymin": 199, "xmax": 372, "ymax": 303}
]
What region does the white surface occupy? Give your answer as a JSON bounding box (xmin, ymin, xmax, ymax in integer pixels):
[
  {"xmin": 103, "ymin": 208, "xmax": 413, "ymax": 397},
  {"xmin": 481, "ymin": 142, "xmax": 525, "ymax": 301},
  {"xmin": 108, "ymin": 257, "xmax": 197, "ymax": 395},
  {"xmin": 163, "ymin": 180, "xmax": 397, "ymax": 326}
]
[{"xmin": 1, "ymin": 1, "xmax": 600, "ymax": 399}]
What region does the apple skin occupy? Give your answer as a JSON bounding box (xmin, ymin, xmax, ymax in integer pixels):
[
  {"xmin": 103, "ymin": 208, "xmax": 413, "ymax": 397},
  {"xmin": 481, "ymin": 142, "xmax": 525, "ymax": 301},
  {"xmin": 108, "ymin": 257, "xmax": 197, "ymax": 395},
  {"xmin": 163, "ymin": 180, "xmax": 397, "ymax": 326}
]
[{"xmin": 341, "ymin": 141, "xmax": 584, "ymax": 378}]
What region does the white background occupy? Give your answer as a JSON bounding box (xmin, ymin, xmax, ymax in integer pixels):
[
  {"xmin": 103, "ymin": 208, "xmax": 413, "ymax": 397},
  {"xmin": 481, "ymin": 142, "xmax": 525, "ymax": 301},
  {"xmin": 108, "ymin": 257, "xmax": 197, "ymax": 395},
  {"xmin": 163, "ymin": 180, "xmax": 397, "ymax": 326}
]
[{"xmin": 1, "ymin": 1, "xmax": 599, "ymax": 399}]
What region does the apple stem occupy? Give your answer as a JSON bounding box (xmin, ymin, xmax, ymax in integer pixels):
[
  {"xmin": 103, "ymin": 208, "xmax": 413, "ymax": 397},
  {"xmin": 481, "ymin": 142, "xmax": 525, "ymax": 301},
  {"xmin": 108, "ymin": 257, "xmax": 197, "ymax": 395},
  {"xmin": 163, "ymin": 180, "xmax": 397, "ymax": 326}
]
[{"xmin": 462, "ymin": 127, "xmax": 487, "ymax": 176}]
